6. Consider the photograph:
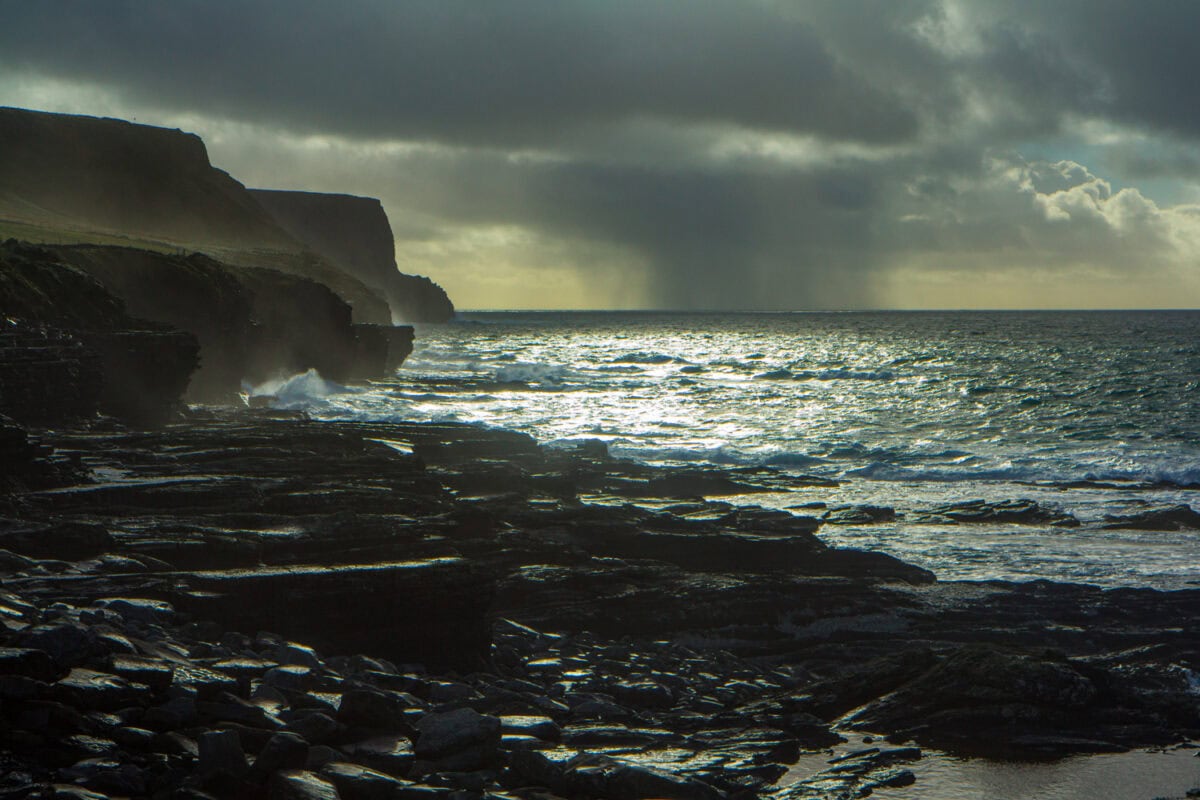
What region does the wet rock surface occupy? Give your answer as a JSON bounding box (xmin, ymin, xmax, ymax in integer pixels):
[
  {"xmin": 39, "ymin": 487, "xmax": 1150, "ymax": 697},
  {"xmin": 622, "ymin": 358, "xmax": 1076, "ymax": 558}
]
[
  {"xmin": 914, "ymin": 498, "xmax": 1079, "ymax": 527},
  {"xmin": 0, "ymin": 409, "xmax": 1197, "ymax": 797}
]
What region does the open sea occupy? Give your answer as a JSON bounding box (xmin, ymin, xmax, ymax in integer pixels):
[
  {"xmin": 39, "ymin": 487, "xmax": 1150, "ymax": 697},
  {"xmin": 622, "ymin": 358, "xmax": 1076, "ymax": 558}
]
[{"xmin": 255, "ymin": 310, "xmax": 1200, "ymax": 591}]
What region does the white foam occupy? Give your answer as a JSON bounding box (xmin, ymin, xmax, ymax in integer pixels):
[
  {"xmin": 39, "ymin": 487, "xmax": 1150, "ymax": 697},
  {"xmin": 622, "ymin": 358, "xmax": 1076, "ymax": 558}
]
[{"xmin": 494, "ymin": 362, "xmax": 570, "ymax": 384}]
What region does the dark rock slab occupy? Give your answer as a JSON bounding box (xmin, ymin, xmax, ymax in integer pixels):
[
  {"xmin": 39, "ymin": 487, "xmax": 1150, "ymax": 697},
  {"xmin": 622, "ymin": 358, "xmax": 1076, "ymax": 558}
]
[
  {"xmin": 1103, "ymin": 504, "xmax": 1200, "ymax": 531},
  {"xmin": 268, "ymin": 769, "xmax": 342, "ymax": 800},
  {"xmin": 414, "ymin": 708, "xmax": 501, "ymax": 770},
  {"xmin": 54, "ymin": 668, "xmax": 152, "ymax": 711},
  {"xmin": 508, "ymin": 748, "xmax": 724, "ymax": 800},
  {"xmin": 0, "ymin": 519, "xmax": 112, "ymax": 561},
  {"xmin": 340, "ymin": 735, "xmax": 415, "ymax": 777},
  {"xmin": 820, "ymin": 505, "xmax": 897, "ymax": 525},
  {"xmin": 916, "ymin": 498, "xmax": 1079, "ymax": 527},
  {"xmin": 0, "ymin": 646, "xmax": 61, "ymax": 682},
  {"xmin": 175, "ymin": 559, "xmax": 494, "ymax": 672},
  {"xmin": 320, "ymin": 761, "xmax": 408, "ymax": 800},
  {"xmin": 843, "ymin": 645, "xmax": 1108, "ymax": 756}
]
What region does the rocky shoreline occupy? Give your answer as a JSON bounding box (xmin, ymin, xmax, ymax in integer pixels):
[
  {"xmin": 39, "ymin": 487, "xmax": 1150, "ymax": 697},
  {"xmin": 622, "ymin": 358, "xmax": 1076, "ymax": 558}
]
[{"xmin": 2, "ymin": 407, "xmax": 1199, "ymax": 799}]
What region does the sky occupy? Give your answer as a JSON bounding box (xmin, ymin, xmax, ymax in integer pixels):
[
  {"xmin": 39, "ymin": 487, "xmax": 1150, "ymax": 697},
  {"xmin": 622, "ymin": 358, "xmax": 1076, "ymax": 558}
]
[{"xmin": 3, "ymin": 1, "xmax": 1200, "ymax": 310}]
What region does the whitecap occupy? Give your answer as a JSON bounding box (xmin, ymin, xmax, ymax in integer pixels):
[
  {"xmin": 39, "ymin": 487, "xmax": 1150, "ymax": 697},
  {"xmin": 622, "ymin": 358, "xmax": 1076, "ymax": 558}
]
[{"xmin": 494, "ymin": 362, "xmax": 570, "ymax": 384}]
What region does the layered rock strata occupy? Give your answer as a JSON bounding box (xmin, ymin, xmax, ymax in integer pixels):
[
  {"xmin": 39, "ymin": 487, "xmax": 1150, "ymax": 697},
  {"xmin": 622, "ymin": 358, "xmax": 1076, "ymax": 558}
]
[
  {"xmin": 0, "ymin": 243, "xmax": 201, "ymax": 424},
  {"xmin": 0, "ymin": 408, "xmax": 1196, "ymax": 800}
]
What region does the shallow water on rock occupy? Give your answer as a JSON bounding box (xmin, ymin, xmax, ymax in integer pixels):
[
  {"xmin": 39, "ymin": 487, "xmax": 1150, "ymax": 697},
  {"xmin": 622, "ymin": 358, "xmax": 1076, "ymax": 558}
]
[
  {"xmin": 785, "ymin": 734, "xmax": 1200, "ymax": 800},
  {"xmin": 902, "ymin": 748, "xmax": 1200, "ymax": 800}
]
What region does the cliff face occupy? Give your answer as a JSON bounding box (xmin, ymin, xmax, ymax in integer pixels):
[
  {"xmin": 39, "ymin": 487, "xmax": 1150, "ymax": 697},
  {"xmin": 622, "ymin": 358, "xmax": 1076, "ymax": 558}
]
[
  {"xmin": 49, "ymin": 244, "xmax": 408, "ymax": 397},
  {"xmin": 0, "ymin": 107, "xmax": 291, "ymax": 250},
  {"xmin": 0, "ymin": 107, "xmax": 393, "ymax": 324},
  {"xmin": 48, "ymin": 245, "xmax": 255, "ymax": 401},
  {"xmin": 250, "ymin": 190, "xmax": 455, "ymax": 323},
  {"xmin": 0, "ymin": 240, "xmax": 414, "ymax": 420},
  {"xmin": 0, "ymin": 241, "xmax": 199, "ymax": 423}
]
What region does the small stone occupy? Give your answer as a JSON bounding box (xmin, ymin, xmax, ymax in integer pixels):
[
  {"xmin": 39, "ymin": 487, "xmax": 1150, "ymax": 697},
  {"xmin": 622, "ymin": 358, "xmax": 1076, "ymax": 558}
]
[
  {"xmin": 198, "ymin": 691, "xmax": 285, "ymax": 729},
  {"xmin": 252, "ymin": 731, "xmax": 311, "ymax": 781},
  {"xmin": 427, "ymin": 681, "xmax": 477, "ymax": 703},
  {"xmin": 111, "ymin": 726, "xmax": 156, "ymax": 749},
  {"xmin": 307, "ymin": 745, "xmax": 343, "ymax": 770},
  {"xmin": 268, "ymin": 769, "xmax": 341, "ymax": 800},
  {"xmin": 208, "ymin": 657, "xmax": 276, "ymax": 682},
  {"xmin": 320, "ymin": 761, "xmax": 408, "ymax": 800},
  {"xmin": 62, "ymin": 735, "xmax": 119, "ymax": 759},
  {"xmin": 61, "ymin": 758, "xmax": 147, "ymax": 797},
  {"xmin": 499, "ymin": 715, "xmax": 561, "ymax": 742},
  {"xmin": 142, "ymin": 695, "xmax": 198, "ymax": 729},
  {"xmin": 338, "ymin": 687, "xmax": 413, "ymax": 731},
  {"xmin": 265, "ymin": 665, "xmax": 315, "ymax": 693},
  {"xmin": 197, "ymin": 729, "xmax": 248, "ymax": 780},
  {"xmin": 417, "ymin": 710, "xmax": 501, "ymax": 772},
  {"xmin": 108, "ymin": 655, "xmax": 174, "ymax": 691},
  {"xmin": 276, "ymin": 643, "xmax": 323, "ymax": 669},
  {"xmin": 173, "ymin": 663, "xmax": 239, "ymax": 698},
  {"xmin": 49, "ymin": 785, "xmax": 111, "ymax": 800},
  {"xmin": 610, "ymin": 680, "xmax": 674, "ymax": 709},
  {"xmin": 0, "ymin": 674, "xmax": 49, "ymax": 700},
  {"xmin": 284, "ymin": 710, "xmax": 343, "ymax": 744},
  {"xmin": 340, "ymin": 735, "xmax": 416, "ymax": 777},
  {"xmin": 93, "ymin": 597, "xmax": 175, "ymax": 626},
  {"xmin": 151, "ymin": 730, "xmax": 199, "ymax": 757},
  {"xmin": 568, "ymin": 697, "xmax": 629, "ymax": 721},
  {"xmin": 55, "ymin": 668, "xmax": 151, "ymax": 711},
  {"xmin": 15, "ymin": 623, "xmax": 103, "ymax": 667}
]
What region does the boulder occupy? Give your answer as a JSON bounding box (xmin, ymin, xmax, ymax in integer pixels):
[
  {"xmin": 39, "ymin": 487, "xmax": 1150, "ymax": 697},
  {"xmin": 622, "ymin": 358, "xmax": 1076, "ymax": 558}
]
[
  {"xmin": 844, "ymin": 645, "xmax": 1104, "ymax": 755},
  {"xmin": 414, "ymin": 708, "xmax": 501, "ymax": 770}
]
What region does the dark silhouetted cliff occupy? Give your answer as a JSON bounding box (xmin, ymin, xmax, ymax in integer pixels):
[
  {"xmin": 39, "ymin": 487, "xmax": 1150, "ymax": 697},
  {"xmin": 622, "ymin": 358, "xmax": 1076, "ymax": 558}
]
[
  {"xmin": 0, "ymin": 107, "xmax": 393, "ymax": 323},
  {"xmin": 46, "ymin": 244, "xmax": 411, "ymax": 398},
  {"xmin": 250, "ymin": 189, "xmax": 455, "ymax": 323},
  {"xmin": 0, "ymin": 241, "xmax": 199, "ymax": 423},
  {"xmin": 1, "ymin": 240, "xmax": 412, "ymax": 416},
  {"xmin": 0, "ymin": 107, "xmax": 290, "ymax": 251}
]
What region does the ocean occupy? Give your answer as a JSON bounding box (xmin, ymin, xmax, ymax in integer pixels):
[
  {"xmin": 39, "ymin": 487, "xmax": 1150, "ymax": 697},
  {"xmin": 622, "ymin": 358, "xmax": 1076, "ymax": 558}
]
[{"xmin": 254, "ymin": 310, "xmax": 1200, "ymax": 590}]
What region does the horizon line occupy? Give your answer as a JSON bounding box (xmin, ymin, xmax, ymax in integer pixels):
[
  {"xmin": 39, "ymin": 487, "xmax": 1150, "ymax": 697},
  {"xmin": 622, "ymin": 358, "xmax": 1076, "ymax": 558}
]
[{"xmin": 445, "ymin": 307, "xmax": 1200, "ymax": 315}]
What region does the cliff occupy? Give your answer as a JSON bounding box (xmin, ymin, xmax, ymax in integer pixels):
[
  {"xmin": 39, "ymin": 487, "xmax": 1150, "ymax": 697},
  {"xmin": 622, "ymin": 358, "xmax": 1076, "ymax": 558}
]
[
  {"xmin": 48, "ymin": 244, "xmax": 413, "ymax": 397},
  {"xmin": 250, "ymin": 189, "xmax": 455, "ymax": 323},
  {"xmin": 0, "ymin": 241, "xmax": 199, "ymax": 423},
  {"xmin": 0, "ymin": 241, "xmax": 413, "ymax": 419},
  {"xmin": 0, "ymin": 107, "xmax": 394, "ymax": 323},
  {"xmin": 0, "ymin": 107, "xmax": 290, "ymax": 251}
]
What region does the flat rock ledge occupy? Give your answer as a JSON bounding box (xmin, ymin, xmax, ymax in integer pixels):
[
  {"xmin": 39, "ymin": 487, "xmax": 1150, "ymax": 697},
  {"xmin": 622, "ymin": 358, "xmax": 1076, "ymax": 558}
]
[{"xmin": 0, "ymin": 409, "xmax": 1198, "ymax": 799}]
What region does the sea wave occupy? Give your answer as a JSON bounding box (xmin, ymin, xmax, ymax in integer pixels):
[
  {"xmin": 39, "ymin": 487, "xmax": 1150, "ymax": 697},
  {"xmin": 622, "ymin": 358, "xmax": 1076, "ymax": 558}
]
[
  {"xmin": 494, "ymin": 362, "xmax": 571, "ymax": 384},
  {"xmin": 244, "ymin": 369, "xmax": 357, "ymax": 409},
  {"xmin": 754, "ymin": 368, "xmax": 897, "ymax": 381},
  {"xmin": 609, "ymin": 352, "xmax": 692, "ymax": 365}
]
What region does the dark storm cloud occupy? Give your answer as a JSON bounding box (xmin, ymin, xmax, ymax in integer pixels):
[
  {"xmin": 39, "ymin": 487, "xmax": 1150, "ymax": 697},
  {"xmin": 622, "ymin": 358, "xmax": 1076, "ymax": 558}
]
[
  {"xmin": 0, "ymin": 0, "xmax": 919, "ymax": 147},
  {"xmin": 3, "ymin": 0, "xmax": 1200, "ymax": 308},
  {"xmin": 917, "ymin": 1, "xmax": 1200, "ymax": 143},
  {"xmin": 990, "ymin": 1, "xmax": 1200, "ymax": 139},
  {"xmin": 323, "ymin": 144, "xmax": 892, "ymax": 308}
]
